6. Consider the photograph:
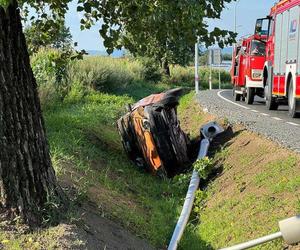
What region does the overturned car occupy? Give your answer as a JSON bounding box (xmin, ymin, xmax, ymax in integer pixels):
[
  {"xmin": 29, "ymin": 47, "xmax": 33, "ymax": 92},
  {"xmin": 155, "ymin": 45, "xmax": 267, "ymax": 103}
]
[{"xmin": 117, "ymin": 88, "xmax": 190, "ymax": 177}]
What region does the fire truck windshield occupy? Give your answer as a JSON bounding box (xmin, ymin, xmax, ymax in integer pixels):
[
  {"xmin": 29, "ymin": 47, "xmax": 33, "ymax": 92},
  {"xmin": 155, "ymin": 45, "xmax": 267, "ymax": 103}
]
[{"xmin": 250, "ymin": 40, "xmax": 266, "ymax": 56}]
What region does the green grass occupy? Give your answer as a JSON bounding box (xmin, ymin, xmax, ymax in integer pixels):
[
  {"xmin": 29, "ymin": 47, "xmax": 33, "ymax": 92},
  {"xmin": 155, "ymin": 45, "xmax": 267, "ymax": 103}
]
[
  {"xmin": 185, "ymin": 138, "xmax": 300, "ymax": 250},
  {"xmin": 254, "ymin": 157, "xmax": 298, "ymax": 193},
  {"xmin": 25, "ymin": 56, "xmax": 300, "ymax": 249},
  {"xmin": 43, "ymin": 85, "xmax": 209, "ymax": 248},
  {"xmin": 43, "ymin": 80, "xmax": 300, "ymax": 249}
]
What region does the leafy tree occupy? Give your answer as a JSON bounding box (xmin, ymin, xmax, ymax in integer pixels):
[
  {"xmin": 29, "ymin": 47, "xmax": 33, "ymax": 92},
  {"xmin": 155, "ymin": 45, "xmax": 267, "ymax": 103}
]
[
  {"xmin": 21, "ymin": 0, "xmax": 236, "ymax": 75},
  {"xmin": 0, "ymin": 0, "xmax": 235, "ymax": 226},
  {"xmin": 76, "ymin": 0, "xmax": 236, "ymax": 75},
  {"xmin": 24, "ymin": 19, "xmax": 72, "ymax": 55}
]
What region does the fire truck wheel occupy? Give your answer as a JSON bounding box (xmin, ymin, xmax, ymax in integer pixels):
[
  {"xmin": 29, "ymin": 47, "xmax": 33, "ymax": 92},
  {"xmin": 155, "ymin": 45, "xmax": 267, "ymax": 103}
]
[
  {"xmin": 233, "ymin": 88, "xmax": 241, "ymax": 101},
  {"xmin": 265, "ymin": 80, "xmax": 278, "ymax": 110},
  {"xmin": 246, "ymin": 87, "xmax": 255, "ymax": 105},
  {"xmin": 288, "ymin": 81, "xmax": 300, "ymax": 118}
]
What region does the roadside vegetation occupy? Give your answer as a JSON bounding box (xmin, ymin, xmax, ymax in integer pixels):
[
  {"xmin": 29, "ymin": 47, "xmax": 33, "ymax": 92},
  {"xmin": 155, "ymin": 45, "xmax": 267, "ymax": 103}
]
[
  {"xmin": 35, "ymin": 52, "xmax": 300, "ymax": 250},
  {"xmin": 5, "ymin": 1, "xmax": 299, "ymax": 250},
  {"xmin": 27, "ymin": 51, "xmax": 231, "ymax": 249},
  {"xmin": 3, "ymin": 46, "xmax": 298, "ymax": 250},
  {"xmin": 0, "ymin": 49, "xmax": 231, "ymax": 249}
]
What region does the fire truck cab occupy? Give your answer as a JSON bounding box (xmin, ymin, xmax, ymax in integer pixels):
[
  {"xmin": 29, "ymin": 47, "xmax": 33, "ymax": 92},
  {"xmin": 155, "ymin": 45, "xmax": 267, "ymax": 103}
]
[
  {"xmin": 258, "ymin": 0, "xmax": 300, "ymax": 117},
  {"xmin": 231, "ymin": 35, "xmax": 266, "ymax": 104}
]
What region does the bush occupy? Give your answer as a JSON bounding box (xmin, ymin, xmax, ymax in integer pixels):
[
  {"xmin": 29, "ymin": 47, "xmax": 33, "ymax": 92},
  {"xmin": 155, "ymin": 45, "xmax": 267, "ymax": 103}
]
[
  {"xmin": 67, "ymin": 57, "xmax": 143, "ymax": 93},
  {"xmin": 32, "ymin": 54, "xmax": 232, "ymax": 107},
  {"xmin": 139, "ymin": 57, "xmax": 162, "ymax": 82},
  {"xmin": 169, "ymin": 65, "xmax": 194, "ymax": 85},
  {"xmin": 31, "ymin": 48, "xmax": 72, "ymax": 101}
]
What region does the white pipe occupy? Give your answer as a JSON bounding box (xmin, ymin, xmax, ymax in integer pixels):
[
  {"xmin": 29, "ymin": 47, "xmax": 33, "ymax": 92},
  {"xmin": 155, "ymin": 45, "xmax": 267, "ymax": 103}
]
[
  {"xmin": 220, "ymin": 232, "xmax": 282, "ymax": 250},
  {"xmin": 168, "ymin": 139, "xmax": 210, "ymax": 250}
]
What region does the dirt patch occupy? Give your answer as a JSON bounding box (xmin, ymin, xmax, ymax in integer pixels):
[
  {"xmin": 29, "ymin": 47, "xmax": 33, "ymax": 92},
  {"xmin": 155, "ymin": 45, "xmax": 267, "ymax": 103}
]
[
  {"xmin": 207, "ymin": 129, "xmax": 300, "ymax": 206},
  {"xmin": 77, "ymin": 202, "xmax": 154, "ymax": 250},
  {"xmin": 37, "ymin": 167, "xmax": 155, "ymax": 250}
]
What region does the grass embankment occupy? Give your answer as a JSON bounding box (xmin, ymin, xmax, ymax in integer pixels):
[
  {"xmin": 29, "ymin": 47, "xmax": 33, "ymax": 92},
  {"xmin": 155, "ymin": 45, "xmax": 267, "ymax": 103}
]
[
  {"xmin": 45, "ymin": 87, "xmax": 188, "ymax": 247},
  {"xmin": 189, "ymin": 133, "xmax": 300, "ymax": 250},
  {"xmin": 178, "ymin": 103, "xmax": 300, "ymax": 249}
]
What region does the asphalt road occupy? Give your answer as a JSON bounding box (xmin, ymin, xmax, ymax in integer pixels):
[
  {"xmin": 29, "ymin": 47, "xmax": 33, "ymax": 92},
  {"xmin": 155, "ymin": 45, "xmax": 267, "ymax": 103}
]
[
  {"xmin": 197, "ymin": 89, "xmax": 300, "ymax": 152},
  {"xmin": 219, "ymin": 90, "xmax": 300, "ymax": 127}
]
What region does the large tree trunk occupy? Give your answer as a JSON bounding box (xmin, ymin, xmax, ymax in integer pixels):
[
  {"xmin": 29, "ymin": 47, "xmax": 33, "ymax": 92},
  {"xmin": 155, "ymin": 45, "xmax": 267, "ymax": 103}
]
[{"xmin": 0, "ymin": 2, "xmax": 63, "ymax": 225}]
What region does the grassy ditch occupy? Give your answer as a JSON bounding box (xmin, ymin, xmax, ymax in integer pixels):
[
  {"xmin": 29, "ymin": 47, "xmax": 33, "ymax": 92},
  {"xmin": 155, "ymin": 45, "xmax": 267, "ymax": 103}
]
[
  {"xmin": 45, "ymin": 86, "xmax": 300, "ymax": 250},
  {"xmin": 41, "ymin": 86, "xmax": 214, "ymax": 248}
]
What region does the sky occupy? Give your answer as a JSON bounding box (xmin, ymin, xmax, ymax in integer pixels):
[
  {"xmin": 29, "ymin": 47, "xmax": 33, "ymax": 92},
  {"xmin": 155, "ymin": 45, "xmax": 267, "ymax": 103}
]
[{"xmin": 65, "ymin": 0, "xmax": 278, "ymax": 51}]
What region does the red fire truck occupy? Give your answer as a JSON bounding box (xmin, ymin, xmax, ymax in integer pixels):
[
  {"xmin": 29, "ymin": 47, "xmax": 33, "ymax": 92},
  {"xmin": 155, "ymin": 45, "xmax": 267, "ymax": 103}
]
[
  {"xmin": 231, "ymin": 35, "xmax": 267, "ymax": 104},
  {"xmin": 257, "ymin": 0, "xmax": 300, "ymax": 117}
]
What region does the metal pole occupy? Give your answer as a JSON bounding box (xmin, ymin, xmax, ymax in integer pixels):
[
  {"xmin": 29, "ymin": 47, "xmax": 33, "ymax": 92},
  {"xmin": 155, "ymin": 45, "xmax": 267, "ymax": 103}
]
[
  {"xmin": 220, "ymin": 232, "xmax": 282, "ymax": 250},
  {"xmin": 195, "ymin": 37, "xmax": 199, "ymax": 94},
  {"xmin": 219, "ymin": 63, "xmax": 221, "ymax": 90},
  {"xmin": 233, "ymin": 0, "xmax": 241, "ymax": 62},
  {"xmin": 209, "ymin": 58, "xmax": 212, "ymax": 90}
]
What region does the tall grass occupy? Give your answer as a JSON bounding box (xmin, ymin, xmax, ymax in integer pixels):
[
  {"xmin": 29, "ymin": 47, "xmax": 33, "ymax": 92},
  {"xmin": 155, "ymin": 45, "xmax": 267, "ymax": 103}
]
[
  {"xmin": 31, "ymin": 49, "xmax": 232, "ymax": 107},
  {"xmin": 67, "ymin": 56, "xmax": 143, "ymax": 92}
]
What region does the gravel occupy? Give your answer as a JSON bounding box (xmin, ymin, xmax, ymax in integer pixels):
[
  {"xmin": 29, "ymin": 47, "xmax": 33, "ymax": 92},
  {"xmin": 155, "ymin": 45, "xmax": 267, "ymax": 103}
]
[{"xmin": 196, "ymin": 90, "xmax": 300, "ymax": 153}]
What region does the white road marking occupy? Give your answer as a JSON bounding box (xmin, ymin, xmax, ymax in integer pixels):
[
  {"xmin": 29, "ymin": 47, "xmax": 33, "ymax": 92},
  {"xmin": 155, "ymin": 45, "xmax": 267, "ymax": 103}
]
[
  {"xmin": 272, "ymin": 117, "xmax": 283, "ymax": 121},
  {"xmin": 217, "ymin": 90, "xmax": 250, "ymax": 110},
  {"xmin": 217, "ymin": 91, "xmax": 300, "ymax": 126},
  {"xmin": 286, "ymin": 122, "xmax": 300, "ymax": 127}
]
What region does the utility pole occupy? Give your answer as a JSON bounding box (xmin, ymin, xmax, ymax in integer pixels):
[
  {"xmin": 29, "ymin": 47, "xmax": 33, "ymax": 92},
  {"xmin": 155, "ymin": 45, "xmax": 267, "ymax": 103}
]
[
  {"xmin": 209, "ymin": 49, "xmax": 212, "ymax": 90},
  {"xmin": 233, "ymin": 0, "xmax": 241, "ymax": 58},
  {"xmin": 219, "ymin": 64, "xmax": 221, "ymax": 89},
  {"xmin": 195, "ymin": 36, "xmax": 199, "ymax": 94}
]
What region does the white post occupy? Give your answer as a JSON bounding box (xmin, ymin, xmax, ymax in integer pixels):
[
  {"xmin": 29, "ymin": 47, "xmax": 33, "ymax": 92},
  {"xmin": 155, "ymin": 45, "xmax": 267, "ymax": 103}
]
[
  {"xmin": 219, "ymin": 64, "xmax": 221, "ymax": 89},
  {"xmin": 233, "ymin": 0, "xmax": 241, "ymax": 59},
  {"xmin": 209, "ymin": 52, "xmax": 212, "ymax": 90},
  {"xmin": 195, "ymin": 37, "xmax": 199, "ymax": 94}
]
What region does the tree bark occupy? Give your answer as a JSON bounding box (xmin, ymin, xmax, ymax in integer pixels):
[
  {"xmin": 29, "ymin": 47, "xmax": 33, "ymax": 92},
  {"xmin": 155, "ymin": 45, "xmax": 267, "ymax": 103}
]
[
  {"xmin": 0, "ymin": 2, "xmax": 63, "ymax": 225},
  {"xmin": 162, "ymin": 59, "xmax": 170, "ymax": 77}
]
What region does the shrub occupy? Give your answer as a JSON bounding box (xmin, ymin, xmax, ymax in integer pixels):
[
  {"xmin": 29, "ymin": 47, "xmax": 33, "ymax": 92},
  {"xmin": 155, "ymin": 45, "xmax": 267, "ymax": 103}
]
[
  {"xmin": 67, "ymin": 57, "xmax": 144, "ymax": 92},
  {"xmin": 139, "ymin": 57, "xmax": 162, "ymax": 82},
  {"xmin": 31, "ymin": 48, "xmax": 72, "ymax": 101}
]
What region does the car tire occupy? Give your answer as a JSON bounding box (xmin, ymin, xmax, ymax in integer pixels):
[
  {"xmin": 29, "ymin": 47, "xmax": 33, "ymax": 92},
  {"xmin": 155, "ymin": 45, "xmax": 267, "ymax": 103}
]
[
  {"xmin": 265, "ymin": 77, "xmax": 278, "ymax": 110},
  {"xmin": 246, "ymin": 87, "xmax": 255, "ymax": 105},
  {"xmin": 233, "ymin": 87, "xmax": 241, "ymax": 101},
  {"xmin": 288, "ymin": 79, "xmax": 300, "ymax": 118}
]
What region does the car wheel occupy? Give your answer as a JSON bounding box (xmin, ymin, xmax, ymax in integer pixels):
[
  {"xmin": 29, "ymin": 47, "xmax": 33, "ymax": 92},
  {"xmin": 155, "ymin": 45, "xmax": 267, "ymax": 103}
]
[{"xmin": 246, "ymin": 87, "xmax": 255, "ymax": 105}]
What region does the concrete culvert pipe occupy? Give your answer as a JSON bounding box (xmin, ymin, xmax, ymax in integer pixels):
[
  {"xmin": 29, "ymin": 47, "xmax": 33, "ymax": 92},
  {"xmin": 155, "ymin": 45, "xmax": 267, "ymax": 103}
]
[{"xmin": 279, "ymin": 215, "xmax": 300, "ymax": 245}]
